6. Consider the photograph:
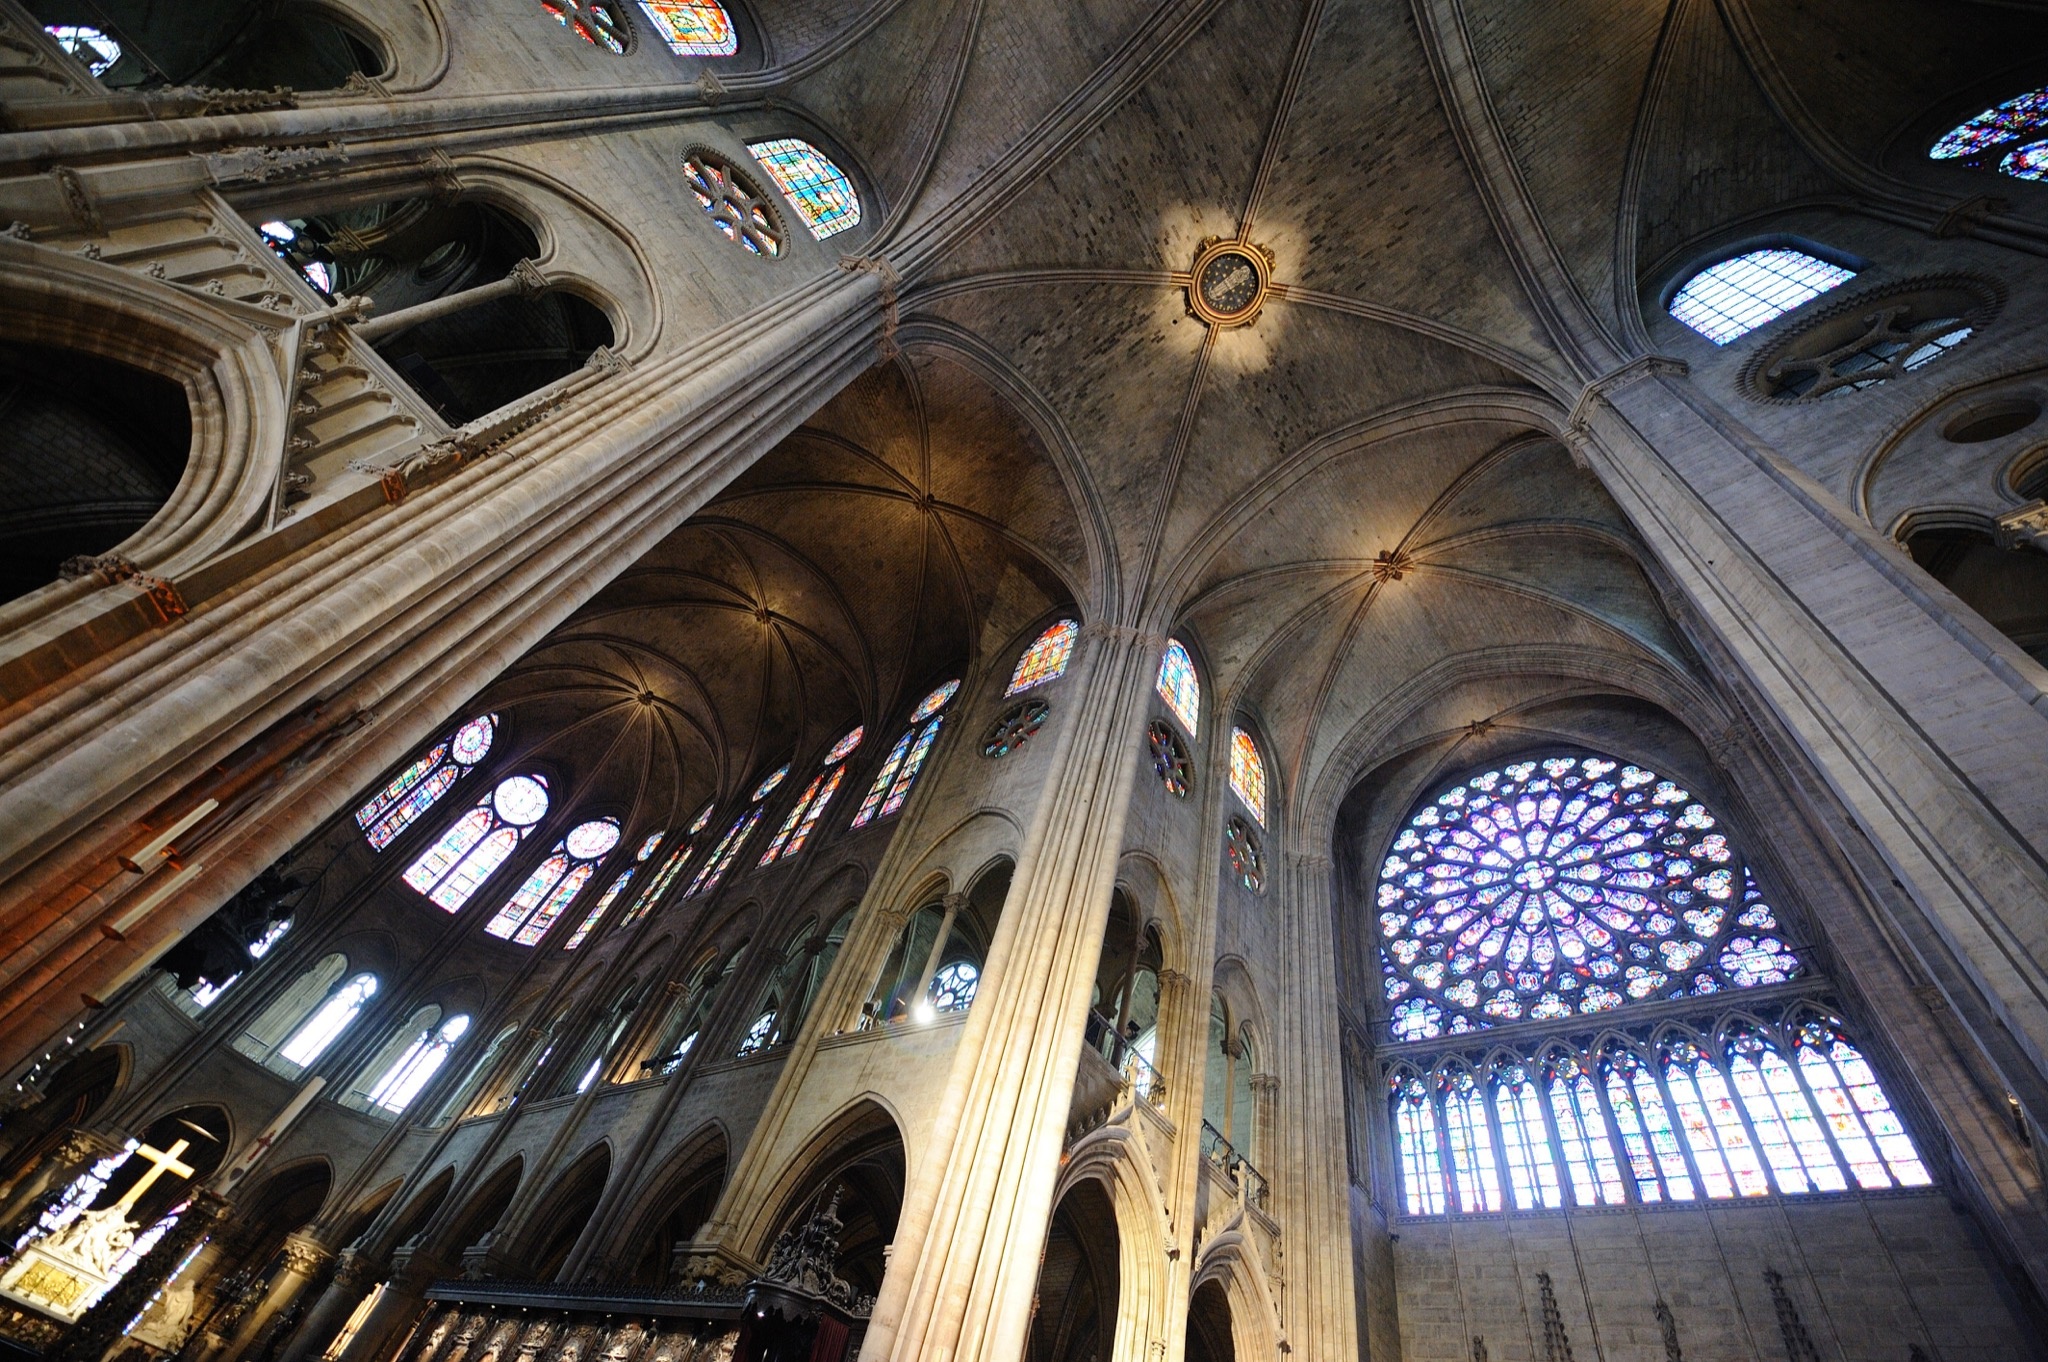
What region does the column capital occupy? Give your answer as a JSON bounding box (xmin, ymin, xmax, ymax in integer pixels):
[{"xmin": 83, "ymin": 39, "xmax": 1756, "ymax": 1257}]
[
  {"xmin": 1248, "ymin": 1072, "xmax": 1281, "ymax": 1100},
  {"xmin": 939, "ymin": 892, "xmax": 970, "ymax": 913},
  {"xmin": 281, "ymin": 1233, "xmax": 334, "ymax": 1277},
  {"xmin": 328, "ymin": 1248, "xmax": 378, "ymax": 1291}
]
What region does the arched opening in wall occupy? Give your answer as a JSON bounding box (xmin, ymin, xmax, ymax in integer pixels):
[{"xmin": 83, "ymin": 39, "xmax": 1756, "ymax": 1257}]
[
  {"xmin": 210, "ymin": 1160, "xmax": 332, "ymax": 1310},
  {"xmin": 384, "ymin": 1167, "xmax": 455, "ymax": 1256},
  {"xmin": 1902, "ymin": 523, "xmax": 2048, "ymax": 663},
  {"xmin": 1086, "ymin": 892, "xmax": 1163, "ymax": 1094},
  {"xmin": 29, "ymin": 0, "xmax": 384, "ymax": 90},
  {"xmin": 764, "ymin": 1104, "xmax": 904, "ymax": 1300},
  {"xmin": 1186, "ymin": 1280, "xmax": 1234, "ymax": 1362},
  {"xmin": 0, "ymin": 1046, "xmax": 123, "ymax": 1187},
  {"xmin": 0, "ymin": 342, "xmax": 190, "ymax": 604},
  {"xmin": 254, "ymin": 197, "xmax": 613, "ymax": 425},
  {"xmin": 1202, "ymin": 999, "xmax": 1255, "ymax": 1163},
  {"xmin": 520, "ymin": 1145, "xmax": 611, "ymax": 1281},
  {"xmin": 1025, "ymin": 1179, "xmax": 1119, "ymax": 1362},
  {"xmin": 622, "ymin": 1132, "xmax": 728, "ymax": 1287},
  {"xmin": 438, "ymin": 1157, "xmax": 522, "ymax": 1264},
  {"xmin": 864, "ymin": 863, "xmax": 1011, "ymax": 1028},
  {"xmin": 636, "ymin": 951, "xmax": 739, "ymax": 1079}
]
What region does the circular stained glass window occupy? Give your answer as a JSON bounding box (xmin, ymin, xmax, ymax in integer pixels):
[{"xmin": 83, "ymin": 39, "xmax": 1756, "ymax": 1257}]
[
  {"xmin": 45, "ymin": 24, "xmax": 121, "ymax": 77},
  {"xmin": 751, "ymin": 765, "xmax": 789, "ymax": 801},
  {"xmin": 911, "ymin": 679, "xmax": 961, "ymax": 722},
  {"xmin": 825, "ymin": 726, "xmax": 864, "ymax": 765},
  {"xmin": 683, "ymin": 152, "xmax": 784, "ymax": 257},
  {"xmin": 1149, "ymin": 720, "xmax": 1190, "ymax": 798},
  {"xmin": 983, "ymin": 701, "xmax": 1049, "ymax": 758},
  {"xmin": 493, "ymin": 775, "xmax": 550, "ymax": 826},
  {"xmin": 541, "ymin": 0, "xmax": 631, "ymax": 53},
  {"xmin": 1377, "ymin": 753, "xmax": 1805, "ymax": 1042},
  {"xmin": 451, "ymin": 714, "xmax": 496, "ymax": 765},
  {"xmin": 565, "ymin": 818, "xmax": 622, "ymax": 860},
  {"xmin": 1225, "ymin": 816, "xmax": 1263, "ymax": 893}
]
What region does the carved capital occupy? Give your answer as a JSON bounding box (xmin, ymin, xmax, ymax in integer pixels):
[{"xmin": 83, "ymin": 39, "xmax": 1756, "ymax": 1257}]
[
  {"xmin": 280, "ymin": 1234, "xmax": 333, "ymax": 1278},
  {"xmin": 507, "ymin": 258, "xmax": 549, "ymax": 297},
  {"xmin": 1248, "ymin": 1072, "xmax": 1281, "ymax": 1101},
  {"xmin": 197, "ymin": 142, "xmax": 349, "ymax": 188},
  {"xmin": 1994, "ymin": 500, "xmax": 2048, "ymax": 552},
  {"xmin": 1564, "ymin": 354, "xmax": 1689, "ymax": 442},
  {"xmin": 328, "ymin": 1249, "xmax": 377, "ymax": 1291},
  {"xmin": 939, "ymin": 892, "xmax": 970, "ymax": 914},
  {"xmin": 1155, "ymin": 968, "xmax": 1192, "ymax": 1004}
]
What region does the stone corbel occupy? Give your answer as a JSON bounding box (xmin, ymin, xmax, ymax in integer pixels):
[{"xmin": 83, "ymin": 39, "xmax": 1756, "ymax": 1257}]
[
  {"xmin": 197, "ymin": 142, "xmax": 350, "ymax": 189},
  {"xmin": 1994, "ymin": 500, "xmax": 2048, "ymax": 553}
]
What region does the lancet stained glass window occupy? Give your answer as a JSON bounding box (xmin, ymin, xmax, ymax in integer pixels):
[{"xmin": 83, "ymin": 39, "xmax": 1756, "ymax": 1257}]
[
  {"xmin": 852, "ymin": 682, "xmax": 959, "ymax": 827},
  {"xmin": 761, "ymin": 768, "xmax": 847, "ymax": 865},
  {"xmin": 1006, "ymin": 619, "xmax": 1078, "ymax": 694},
  {"xmin": 1668, "ymin": 249, "xmax": 1856, "ymax": 345},
  {"xmin": 624, "ymin": 841, "xmax": 696, "ymax": 926},
  {"xmin": 1157, "ymin": 639, "xmax": 1200, "ymax": 734},
  {"xmin": 278, "ymin": 973, "xmax": 378, "ymax": 1068},
  {"xmin": 485, "ymin": 817, "xmax": 622, "ymax": 945},
  {"xmin": 1228, "ymin": 727, "xmax": 1267, "ymax": 826},
  {"xmin": 365, "ymin": 1014, "xmax": 470, "ymax": 1113},
  {"xmin": 564, "ymin": 832, "xmax": 664, "ymax": 949},
  {"xmin": 403, "ymin": 775, "xmax": 549, "ymax": 912},
  {"xmin": 1930, "ymin": 86, "xmax": 2048, "ymax": 183},
  {"xmin": 635, "ymin": 0, "xmax": 736, "ymax": 55},
  {"xmin": 686, "ymin": 807, "xmax": 762, "ymax": 897},
  {"xmin": 356, "ymin": 714, "xmax": 496, "ymax": 850},
  {"xmin": 1378, "ymin": 754, "xmax": 1802, "ymax": 1041},
  {"xmin": 747, "ymin": 139, "xmax": 861, "ymax": 239},
  {"xmin": 1387, "ymin": 1012, "xmax": 1930, "ymax": 1217}
]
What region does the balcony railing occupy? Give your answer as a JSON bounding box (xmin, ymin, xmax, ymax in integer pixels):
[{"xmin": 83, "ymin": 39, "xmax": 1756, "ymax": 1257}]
[
  {"xmin": 1201, "ymin": 1120, "xmax": 1270, "ymax": 1210},
  {"xmin": 1084, "ymin": 1011, "xmax": 1167, "ymax": 1107}
]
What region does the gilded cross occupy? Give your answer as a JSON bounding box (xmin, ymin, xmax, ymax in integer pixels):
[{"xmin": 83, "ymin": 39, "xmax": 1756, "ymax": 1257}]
[{"xmin": 112, "ymin": 1139, "xmax": 195, "ymax": 1214}]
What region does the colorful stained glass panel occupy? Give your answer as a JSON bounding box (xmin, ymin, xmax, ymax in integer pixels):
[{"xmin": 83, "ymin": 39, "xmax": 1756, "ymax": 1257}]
[
  {"xmin": 911, "ymin": 680, "xmax": 960, "ymax": 722},
  {"xmin": 1006, "ymin": 619, "xmax": 1078, "ymax": 695},
  {"xmin": 1156, "ymin": 639, "xmax": 1200, "ymax": 734},
  {"xmin": 1930, "ymin": 87, "xmax": 2048, "ymax": 160},
  {"xmin": 747, "ymin": 139, "xmax": 862, "ymax": 239},
  {"xmin": 635, "ymin": 0, "xmax": 737, "ymax": 55},
  {"xmin": 1228, "ymin": 727, "xmax": 1266, "ymax": 826}
]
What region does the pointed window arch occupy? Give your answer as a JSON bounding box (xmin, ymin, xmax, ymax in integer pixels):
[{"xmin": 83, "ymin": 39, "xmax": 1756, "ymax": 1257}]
[
  {"xmin": 1228, "ymin": 727, "xmax": 1267, "ymax": 826},
  {"xmin": 278, "ymin": 973, "xmax": 379, "ymax": 1071},
  {"xmin": 624, "ymin": 838, "xmax": 698, "ymax": 925},
  {"xmin": 233, "ymin": 952, "xmax": 348, "ymax": 1068},
  {"xmin": 485, "ymin": 817, "xmax": 622, "ymax": 945},
  {"xmin": 1156, "ymin": 639, "xmax": 1200, "ymax": 734},
  {"xmin": 356, "ymin": 714, "xmax": 496, "ymax": 851},
  {"xmin": 564, "ymin": 831, "xmax": 665, "ymax": 950},
  {"xmin": 635, "ymin": 0, "xmax": 736, "ymax": 55},
  {"xmin": 349, "ymin": 1009, "xmax": 471, "ymax": 1114},
  {"xmin": 762, "ymin": 727, "xmax": 862, "ymax": 866},
  {"xmin": 1006, "ymin": 619, "xmax": 1078, "ymax": 695},
  {"xmin": 403, "ymin": 774, "xmax": 550, "ymax": 912},
  {"xmin": 1668, "ymin": 248, "xmax": 1857, "ymax": 345},
  {"xmin": 746, "ymin": 139, "xmax": 861, "ymax": 239},
  {"xmin": 686, "ymin": 808, "xmax": 764, "ymax": 897},
  {"xmin": 1930, "ymin": 86, "xmax": 2048, "ymax": 182},
  {"xmin": 852, "ymin": 682, "xmax": 959, "ymax": 828}
]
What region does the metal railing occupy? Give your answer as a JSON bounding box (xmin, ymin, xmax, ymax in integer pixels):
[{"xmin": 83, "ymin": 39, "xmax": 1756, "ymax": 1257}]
[
  {"xmin": 1084, "ymin": 1011, "xmax": 1167, "ymax": 1108},
  {"xmin": 1201, "ymin": 1120, "xmax": 1270, "ymax": 1210}
]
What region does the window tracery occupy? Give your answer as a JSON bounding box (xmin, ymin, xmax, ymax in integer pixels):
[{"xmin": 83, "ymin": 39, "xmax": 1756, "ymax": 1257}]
[
  {"xmin": 1006, "ymin": 620, "xmax": 1078, "ymax": 694},
  {"xmin": 540, "ymin": 0, "xmax": 632, "ymax": 53},
  {"xmin": 1378, "ymin": 755, "xmax": 1801, "ymax": 1041},
  {"xmin": 983, "ymin": 701, "xmax": 1049, "ymax": 758},
  {"xmin": 1157, "ymin": 639, "xmax": 1200, "ymax": 734},
  {"xmin": 1149, "ymin": 720, "xmax": 1191, "ymax": 798},
  {"xmin": 362, "ymin": 1014, "xmax": 471, "ymax": 1114},
  {"xmin": 623, "ymin": 839, "xmax": 697, "ymax": 925},
  {"xmin": 564, "ymin": 831, "xmax": 665, "ymax": 949},
  {"xmin": 737, "ymin": 1010, "xmax": 778, "ymax": 1056},
  {"xmin": 852, "ymin": 681, "xmax": 959, "ymax": 827},
  {"xmin": 929, "ymin": 960, "xmax": 979, "ymax": 1013},
  {"xmin": 1225, "ymin": 817, "xmax": 1263, "ymax": 893},
  {"xmin": 402, "ymin": 774, "xmax": 550, "ymax": 912},
  {"xmin": 1228, "ymin": 727, "xmax": 1267, "ymax": 825},
  {"xmin": 762, "ymin": 768, "xmax": 847, "ymax": 865},
  {"xmin": 355, "ymin": 714, "xmax": 496, "ymax": 850},
  {"xmin": 683, "ymin": 153, "xmax": 784, "ymax": 256},
  {"xmin": 277, "ymin": 973, "xmax": 378, "ymax": 1070},
  {"xmin": 685, "ymin": 808, "xmax": 762, "ymax": 897},
  {"xmin": 635, "ymin": 0, "xmax": 736, "ymax": 55},
  {"xmin": 746, "ymin": 139, "xmax": 862, "ymax": 239},
  {"xmin": 1930, "ymin": 87, "xmax": 2048, "ymax": 182},
  {"xmin": 1668, "ymin": 249, "xmax": 1856, "ymax": 345},
  {"xmin": 485, "ymin": 817, "xmax": 622, "ymax": 945}
]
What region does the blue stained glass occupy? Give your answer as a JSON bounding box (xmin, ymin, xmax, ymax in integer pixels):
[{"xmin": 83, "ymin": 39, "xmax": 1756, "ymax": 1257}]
[
  {"xmin": 881, "ymin": 718, "xmax": 943, "ymax": 817},
  {"xmin": 747, "ymin": 139, "xmax": 861, "ymax": 239},
  {"xmin": 1930, "ymin": 87, "xmax": 2048, "ymax": 161},
  {"xmin": 1156, "ymin": 639, "xmax": 1200, "ymax": 734}
]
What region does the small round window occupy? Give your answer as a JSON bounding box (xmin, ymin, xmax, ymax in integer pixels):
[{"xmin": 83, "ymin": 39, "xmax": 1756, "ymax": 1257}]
[
  {"xmin": 983, "ymin": 701, "xmax": 1049, "ymax": 758},
  {"xmin": 1148, "ymin": 720, "xmax": 1191, "ymax": 798},
  {"xmin": 1225, "ymin": 816, "xmax": 1264, "ymax": 894},
  {"xmin": 683, "ymin": 151, "xmax": 784, "ymax": 257}
]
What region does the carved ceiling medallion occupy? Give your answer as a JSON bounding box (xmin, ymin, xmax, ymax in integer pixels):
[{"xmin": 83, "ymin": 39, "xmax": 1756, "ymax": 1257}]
[{"xmin": 1187, "ymin": 238, "xmax": 1274, "ymax": 328}]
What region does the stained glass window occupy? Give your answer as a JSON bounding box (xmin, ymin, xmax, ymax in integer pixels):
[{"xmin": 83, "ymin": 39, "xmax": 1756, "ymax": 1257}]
[
  {"xmin": 402, "ymin": 775, "xmax": 549, "ymax": 912},
  {"xmin": 761, "ymin": 768, "xmax": 847, "ymax": 865},
  {"xmin": 853, "ymin": 682, "xmax": 959, "ymax": 827},
  {"xmin": 278, "ymin": 974, "xmax": 378, "ymax": 1069},
  {"xmin": 686, "ymin": 807, "xmax": 762, "ymax": 897},
  {"xmin": 364, "ymin": 1014, "xmax": 470, "ymax": 1113},
  {"xmin": 1228, "ymin": 727, "xmax": 1267, "ymax": 826},
  {"xmin": 1006, "ymin": 619, "xmax": 1078, "ymax": 694},
  {"xmin": 564, "ymin": 832, "xmax": 664, "ymax": 949},
  {"xmin": 825, "ymin": 726, "xmax": 864, "ymax": 764},
  {"xmin": 624, "ymin": 841, "xmax": 696, "ymax": 926},
  {"xmin": 1157, "ymin": 639, "xmax": 1200, "ymax": 734},
  {"xmin": 1668, "ymin": 249, "xmax": 1857, "ymax": 345},
  {"xmin": 684, "ymin": 153, "xmax": 784, "ymax": 257},
  {"xmin": 737, "ymin": 1010, "xmax": 779, "ymax": 1056},
  {"xmin": 1376, "ymin": 755, "xmax": 1804, "ymax": 1039},
  {"xmin": 746, "ymin": 139, "xmax": 862, "ymax": 239},
  {"xmin": 1225, "ymin": 817, "xmax": 1263, "ymax": 894},
  {"xmin": 1930, "ymin": 87, "xmax": 2048, "ymax": 183},
  {"xmin": 45, "ymin": 25, "xmax": 120, "ymax": 77},
  {"xmin": 356, "ymin": 714, "xmax": 496, "ymax": 850},
  {"xmin": 540, "ymin": 0, "xmax": 630, "ymax": 53},
  {"xmin": 929, "ymin": 960, "xmax": 979, "ymax": 1013},
  {"xmin": 688, "ymin": 802, "xmax": 716, "ymax": 834},
  {"xmin": 635, "ymin": 0, "xmax": 736, "ymax": 55},
  {"xmin": 1390, "ymin": 1020, "xmax": 1930, "ymax": 1217},
  {"xmin": 484, "ymin": 818, "xmax": 621, "ymax": 945},
  {"xmin": 1149, "ymin": 720, "xmax": 1191, "ymax": 798},
  {"xmin": 751, "ymin": 765, "xmax": 789, "ymax": 802}
]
